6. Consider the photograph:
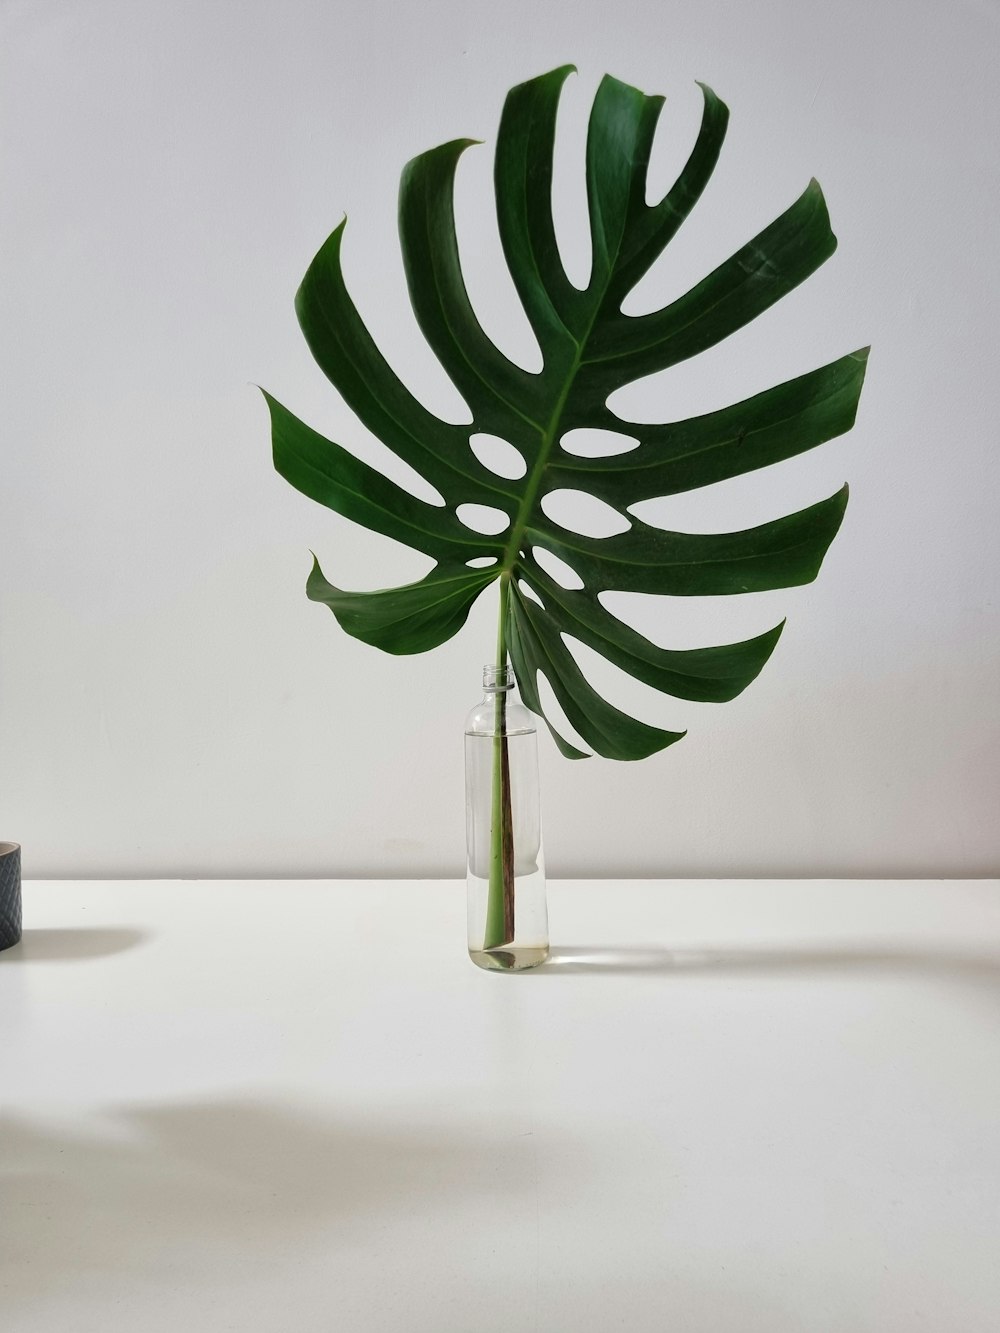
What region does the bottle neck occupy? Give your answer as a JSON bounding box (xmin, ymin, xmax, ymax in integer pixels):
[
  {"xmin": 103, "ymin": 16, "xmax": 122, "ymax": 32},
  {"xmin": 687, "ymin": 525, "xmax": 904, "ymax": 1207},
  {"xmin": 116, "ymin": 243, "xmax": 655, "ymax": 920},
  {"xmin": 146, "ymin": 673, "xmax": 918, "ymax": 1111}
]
[
  {"xmin": 466, "ymin": 663, "xmax": 533, "ymax": 737},
  {"xmin": 481, "ymin": 663, "xmax": 518, "ymax": 708},
  {"xmin": 482, "ymin": 663, "xmax": 514, "ymax": 693}
]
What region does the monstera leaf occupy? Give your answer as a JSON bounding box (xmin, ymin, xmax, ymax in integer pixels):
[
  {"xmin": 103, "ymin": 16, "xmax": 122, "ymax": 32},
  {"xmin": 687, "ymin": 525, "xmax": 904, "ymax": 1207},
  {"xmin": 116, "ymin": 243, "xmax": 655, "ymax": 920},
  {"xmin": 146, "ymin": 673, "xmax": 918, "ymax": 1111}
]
[{"xmin": 265, "ymin": 65, "xmax": 868, "ymax": 760}]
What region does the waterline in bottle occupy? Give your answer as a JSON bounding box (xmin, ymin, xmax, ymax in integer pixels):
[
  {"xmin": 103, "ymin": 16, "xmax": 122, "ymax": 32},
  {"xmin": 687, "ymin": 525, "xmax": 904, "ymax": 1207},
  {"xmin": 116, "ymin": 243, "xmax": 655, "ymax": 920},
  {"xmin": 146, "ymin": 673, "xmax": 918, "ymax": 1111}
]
[{"xmin": 464, "ymin": 683, "xmax": 549, "ymax": 971}]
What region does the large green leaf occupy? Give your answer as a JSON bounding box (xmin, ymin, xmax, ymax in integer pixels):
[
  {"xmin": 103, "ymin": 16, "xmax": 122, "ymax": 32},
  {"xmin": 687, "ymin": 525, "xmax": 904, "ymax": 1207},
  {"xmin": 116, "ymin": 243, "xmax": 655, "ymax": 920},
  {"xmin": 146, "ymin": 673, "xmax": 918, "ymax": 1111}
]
[{"xmin": 266, "ymin": 66, "xmax": 868, "ymax": 760}]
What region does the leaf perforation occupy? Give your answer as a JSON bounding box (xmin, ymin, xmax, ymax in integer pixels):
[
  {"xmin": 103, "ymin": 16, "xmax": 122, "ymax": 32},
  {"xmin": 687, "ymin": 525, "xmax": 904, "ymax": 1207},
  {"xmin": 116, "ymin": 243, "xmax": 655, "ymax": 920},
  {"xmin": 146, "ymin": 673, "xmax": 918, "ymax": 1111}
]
[{"xmin": 269, "ymin": 65, "xmax": 867, "ymax": 760}]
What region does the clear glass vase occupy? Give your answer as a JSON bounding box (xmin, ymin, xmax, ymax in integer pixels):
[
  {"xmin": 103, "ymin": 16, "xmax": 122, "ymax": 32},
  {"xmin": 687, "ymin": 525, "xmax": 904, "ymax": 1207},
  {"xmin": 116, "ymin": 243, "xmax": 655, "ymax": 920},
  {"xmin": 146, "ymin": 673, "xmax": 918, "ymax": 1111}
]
[{"xmin": 465, "ymin": 664, "xmax": 548, "ymax": 971}]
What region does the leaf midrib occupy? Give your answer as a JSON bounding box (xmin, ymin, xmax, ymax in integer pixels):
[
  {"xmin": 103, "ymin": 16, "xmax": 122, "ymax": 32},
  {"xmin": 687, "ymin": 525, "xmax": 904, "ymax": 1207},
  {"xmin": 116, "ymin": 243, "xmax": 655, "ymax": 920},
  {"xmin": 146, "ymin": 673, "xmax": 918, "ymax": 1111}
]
[
  {"xmin": 498, "ymin": 296, "xmax": 609, "ymax": 576},
  {"xmin": 498, "ymin": 157, "xmax": 657, "ymax": 577}
]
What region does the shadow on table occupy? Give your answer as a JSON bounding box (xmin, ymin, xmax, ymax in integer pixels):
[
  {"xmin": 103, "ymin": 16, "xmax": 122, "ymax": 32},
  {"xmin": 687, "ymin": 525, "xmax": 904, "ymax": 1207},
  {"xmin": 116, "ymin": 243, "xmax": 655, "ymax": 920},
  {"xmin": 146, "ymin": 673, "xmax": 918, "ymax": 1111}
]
[
  {"xmin": 1, "ymin": 927, "xmax": 147, "ymax": 962},
  {"xmin": 540, "ymin": 943, "xmax": 1000, "ymax": 986},
  {"xmin": 1, "ymin": 1096, "xmax": 809, "ymax": 1327},
  {"xmin": 0, "ymin": 1096, "xmax": 553, "ymax": 1318}
]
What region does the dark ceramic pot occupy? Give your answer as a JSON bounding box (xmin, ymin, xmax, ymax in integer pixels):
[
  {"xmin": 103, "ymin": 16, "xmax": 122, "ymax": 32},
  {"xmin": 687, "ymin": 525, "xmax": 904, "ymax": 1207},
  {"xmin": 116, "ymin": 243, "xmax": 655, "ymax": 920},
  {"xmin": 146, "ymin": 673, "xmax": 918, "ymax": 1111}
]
[{"xmin": 0, "ymin": 842, "xmax": 21, "ymax": 951}]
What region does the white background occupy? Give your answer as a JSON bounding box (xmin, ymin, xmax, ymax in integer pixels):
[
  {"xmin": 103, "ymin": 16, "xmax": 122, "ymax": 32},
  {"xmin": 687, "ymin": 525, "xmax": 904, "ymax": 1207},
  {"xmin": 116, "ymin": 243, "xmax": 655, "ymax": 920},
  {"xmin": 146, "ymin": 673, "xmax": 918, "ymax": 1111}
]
[{"xmin": 1, "ymin": 0, "xmax": 997, "ymax": 879}]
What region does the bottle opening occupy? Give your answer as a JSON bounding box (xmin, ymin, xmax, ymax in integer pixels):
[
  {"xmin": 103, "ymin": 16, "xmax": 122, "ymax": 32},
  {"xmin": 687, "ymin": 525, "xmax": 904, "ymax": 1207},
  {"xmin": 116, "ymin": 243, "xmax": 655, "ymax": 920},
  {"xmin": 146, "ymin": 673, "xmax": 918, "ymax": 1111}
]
[{"xmin": 483, "ymin": 664, "xmax": 514, "ymax": 692}]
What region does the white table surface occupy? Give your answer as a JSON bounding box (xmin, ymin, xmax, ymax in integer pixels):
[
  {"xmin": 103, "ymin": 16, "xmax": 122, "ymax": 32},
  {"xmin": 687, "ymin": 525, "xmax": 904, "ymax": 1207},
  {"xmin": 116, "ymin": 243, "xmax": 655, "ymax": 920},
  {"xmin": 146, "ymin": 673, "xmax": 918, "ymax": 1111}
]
[{"xmin": 2, "ymin": 879, "xmax": 999, "ymax": 1332}]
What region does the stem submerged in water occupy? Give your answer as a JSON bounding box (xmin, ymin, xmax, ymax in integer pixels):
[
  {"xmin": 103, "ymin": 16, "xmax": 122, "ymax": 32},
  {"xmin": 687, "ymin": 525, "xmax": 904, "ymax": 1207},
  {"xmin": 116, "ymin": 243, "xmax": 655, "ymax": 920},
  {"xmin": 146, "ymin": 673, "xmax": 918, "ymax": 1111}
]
[{"xmin": 483, "ymin": 575, "xmax": 515, "ymax": 950}]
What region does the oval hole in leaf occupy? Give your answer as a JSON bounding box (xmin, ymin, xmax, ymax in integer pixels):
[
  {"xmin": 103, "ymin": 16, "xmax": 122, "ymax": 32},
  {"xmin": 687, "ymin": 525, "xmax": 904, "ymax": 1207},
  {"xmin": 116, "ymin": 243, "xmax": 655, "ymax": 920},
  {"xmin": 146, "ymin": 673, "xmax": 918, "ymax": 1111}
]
[
  {"xmin": 560, "ymin": 428, "xmax": 639, "ymax": 458},
  {"xmin": 517, "ymin": 579, "xmax": 544, "ymax": 608},
  {"xmin": 531, "ymin": 547, "xmax": 584, "ymax": 591},
  {"xmin": 456, "ymin": 504, "xmax": 510, "ymax": 535},
  {"xmin": 540, "ymin": 490, "xmax": 631, "ymax": 538},
  {"xmin": 466, "ymin": 556, "xmax": 498, "ymax": 569},
  {"xmin": 469, "ymin": 433, "xmax": 527, "ymax": 479}
]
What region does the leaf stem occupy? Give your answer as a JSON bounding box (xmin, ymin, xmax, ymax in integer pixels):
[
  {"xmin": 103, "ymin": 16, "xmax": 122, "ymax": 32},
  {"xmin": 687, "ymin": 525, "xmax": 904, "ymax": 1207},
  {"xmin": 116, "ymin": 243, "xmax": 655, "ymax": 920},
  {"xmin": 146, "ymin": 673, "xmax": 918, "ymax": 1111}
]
[{"xmin": 483, "ymin": 574, "xmax": 515, "ymax": 949}]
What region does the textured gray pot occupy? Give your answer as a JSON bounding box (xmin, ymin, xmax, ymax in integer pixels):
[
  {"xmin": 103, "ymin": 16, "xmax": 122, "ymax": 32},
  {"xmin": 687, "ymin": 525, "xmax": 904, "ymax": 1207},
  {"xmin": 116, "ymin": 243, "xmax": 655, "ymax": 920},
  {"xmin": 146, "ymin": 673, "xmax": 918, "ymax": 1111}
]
[{"xmin": 0, "ymin": 842, "xmax": 21, "ymax": 951}]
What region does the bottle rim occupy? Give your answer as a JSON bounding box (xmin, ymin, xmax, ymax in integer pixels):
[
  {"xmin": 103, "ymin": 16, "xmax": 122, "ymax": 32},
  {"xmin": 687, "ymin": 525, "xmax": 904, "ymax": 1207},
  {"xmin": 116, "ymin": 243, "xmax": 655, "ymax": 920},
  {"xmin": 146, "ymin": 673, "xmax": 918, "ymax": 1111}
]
[{"xmin": 482, "ymin": 663, "xmax": 514, "ymax": 692}]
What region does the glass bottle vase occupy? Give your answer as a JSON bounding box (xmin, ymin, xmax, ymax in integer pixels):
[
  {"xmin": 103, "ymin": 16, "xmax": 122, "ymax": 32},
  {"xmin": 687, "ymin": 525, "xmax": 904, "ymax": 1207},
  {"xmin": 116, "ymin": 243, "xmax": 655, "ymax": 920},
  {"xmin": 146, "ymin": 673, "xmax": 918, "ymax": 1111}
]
[{"xmin": 464, "ymin": 664, "xmax": 548, "ymax": 971}]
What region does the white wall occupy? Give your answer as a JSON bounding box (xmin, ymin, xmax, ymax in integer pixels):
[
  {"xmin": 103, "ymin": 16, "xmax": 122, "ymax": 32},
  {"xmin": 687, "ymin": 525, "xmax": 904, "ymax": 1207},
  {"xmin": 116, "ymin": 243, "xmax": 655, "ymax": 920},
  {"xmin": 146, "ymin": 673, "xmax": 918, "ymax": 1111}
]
[{"xmin": 1, "ymin": 0, "xmax": 997, "ymax": 879}]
